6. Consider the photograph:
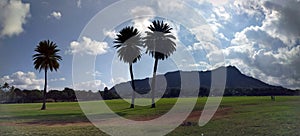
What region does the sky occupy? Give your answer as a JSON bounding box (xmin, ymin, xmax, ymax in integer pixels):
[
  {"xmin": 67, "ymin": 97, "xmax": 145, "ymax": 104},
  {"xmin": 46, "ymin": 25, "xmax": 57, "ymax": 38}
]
[{"xmin": 0, "ymin": 0, "xmax": 299, "ymax": 91}]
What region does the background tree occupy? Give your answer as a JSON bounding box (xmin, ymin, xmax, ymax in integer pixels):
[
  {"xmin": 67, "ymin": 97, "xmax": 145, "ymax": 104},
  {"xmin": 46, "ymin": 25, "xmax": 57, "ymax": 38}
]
[
  {"xmin": 47, "ymin": 90, "xmax": 61, "ymax": 102},
  {"xmin": 33, "ymin": 40, "xmax": 62, "ymax": 110},
  {"xmin": 1, "ymin": 82, "xmax": 10, "ymax": 103},
  {"xmin": 62, "ymin": 87, "xmax": 76, "ymax": 101},
  {"xmin": 103, "ymin": 87, "xmax": 109, "ymax": 100},
  {"xmin": 144, "ymin": 20, "xmax": 176, "ymax": 108},
  {"xmin": 2, "ymin": 82, "xmax": 10, "ymax": 91},
  {"xmin": 114, "ymin": 26, "xmax": 143, "ymax": 108}
]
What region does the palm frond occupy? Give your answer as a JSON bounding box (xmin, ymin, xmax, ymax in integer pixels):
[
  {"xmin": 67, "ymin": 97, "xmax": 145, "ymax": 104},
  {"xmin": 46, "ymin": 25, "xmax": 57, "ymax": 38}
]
[
  {"xmin": 144, "ymin": 20, "xmax": 177, "ymax": 60},
  {"xmin": 33, "ymin": 40, "xmax": 62, "ymax": 72},
  {"xmin": 113, "ymin": 26, "xmax": 143, "ymax": 64}
]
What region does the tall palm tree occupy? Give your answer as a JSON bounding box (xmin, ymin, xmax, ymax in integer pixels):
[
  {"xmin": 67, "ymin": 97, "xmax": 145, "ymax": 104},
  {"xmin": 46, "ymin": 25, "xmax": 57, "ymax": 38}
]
[
  {"xmin": 33, "ymin": 40, "xmax": 62, "ymax": 110},
  {"xmin": 114, "ymin": 26, "xmax": 143, "ymax": 108},
  {"xmin": 144, "ymin": 20, "xmax": 176, "ymax": 108}
]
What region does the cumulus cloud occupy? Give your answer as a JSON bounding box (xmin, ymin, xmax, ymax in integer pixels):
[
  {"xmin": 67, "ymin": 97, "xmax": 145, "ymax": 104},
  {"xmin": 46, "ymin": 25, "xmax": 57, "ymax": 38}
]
[
  {"xmin": 49, "ymin": 11, "xmax": 62, "ymax": 20},
  {"xmin": 0, "ymin": 71, "xmax": 44, "ymax": 90},
  {"xmin": 130, "ymin": 6, "xmax": 155, "ymax": 32},
  {"xmin": 222, "ymin": 0, "xmax": 300, "ymax": 88},
  {"xmin": 157, "ymin": 0, "xmax": 184, "ymax": 13},
  {"xmin": 76, "ymin": 0, "xmax": 81, "ymax": 8},
  {"xmin": 50, "ymin": 78, "xmax": 66, "ymax": 82},
  {"xmin": 213, "ymin": 6, "xmax": 231, "ymax": 21},
  {"xmin": 110, "ymin": 77, "xmax": 127, "ymax": 85},
  {"xmin": 230, "ymin": 0, "xmax": 300, "ymax": 45},
  {"xmin": 68, "ymin": 36, "xmax": 109, "ymax": 55},
  {"xmin": 233, "ymin": 0, "xmax": 265, "ymax": 17},
  {"xmin": 210, "ymin": 0, "xmax": 230, "ymax": 6},
  {"xmin": 186, "ymin": 0, "xmax": 300, "ymax": 89},
  {"xmin": 261, "ymin": 0, "xmax": 300, "ymax": 46},
  {"xmin": 103, "ymin": 29, "xmax": 117, "ymax": 39},
  {"xmin": 74, "ymin": 80, "xmax": 106, "ymax": 91},
  {"xmin": 86, "ymin": 70, "xmax": 102, "ymax": 77},
  {"xmin": 0, "ymin": 0, "xmax": 30, "ymax": 37}
]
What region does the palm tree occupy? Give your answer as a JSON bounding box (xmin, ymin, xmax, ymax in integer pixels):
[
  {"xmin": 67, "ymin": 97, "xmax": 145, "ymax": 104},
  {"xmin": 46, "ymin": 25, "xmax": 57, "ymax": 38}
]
[
  {"xmin": 33, "ymin": 40, "xmax": 62, "ymax": 110},
  {"xmin": 114, "ymin": 26, "xmax": 143, "ymax": 108},
  {"xmin": 2, "ymin": 82, "xmax": 9, "ymax": 91},
  {"xmin": 144, "ymin": 20, "xmax": 176, "ymax": 108}
]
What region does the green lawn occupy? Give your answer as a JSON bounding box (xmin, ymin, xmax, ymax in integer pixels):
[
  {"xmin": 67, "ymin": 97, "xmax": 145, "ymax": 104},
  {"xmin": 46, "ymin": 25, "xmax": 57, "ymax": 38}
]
[{"xmin": 0, "ymin": 96, "xmax": 299, "ymax": 136}]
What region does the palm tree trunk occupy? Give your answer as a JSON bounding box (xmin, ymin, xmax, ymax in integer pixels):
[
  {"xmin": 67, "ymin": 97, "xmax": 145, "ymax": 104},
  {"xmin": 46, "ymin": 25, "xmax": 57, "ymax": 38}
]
[
  {"xmin": 41, "ymin": 69, "xmax": 47, "ymax": 110},
  {"xmin": 129, "ymin": 64, "xmax": 136, "ymax": 108},
  {"xmin": 151, "ymin": 58, "xmax": 159, "ymax": 108},
  {"xmin": 271, "ymin": 95, "xmax": 275, "ymax": 101}
]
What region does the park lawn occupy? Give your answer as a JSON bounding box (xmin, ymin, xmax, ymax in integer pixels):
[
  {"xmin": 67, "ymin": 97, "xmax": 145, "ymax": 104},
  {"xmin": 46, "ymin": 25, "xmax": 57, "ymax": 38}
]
[{"xmin": 0, "ymin": 96, "xmax": 299, "ymax": 136}]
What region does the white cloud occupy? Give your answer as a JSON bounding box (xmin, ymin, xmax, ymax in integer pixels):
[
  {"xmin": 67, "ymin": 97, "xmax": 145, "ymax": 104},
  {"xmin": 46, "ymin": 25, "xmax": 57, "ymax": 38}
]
[
  {"xmin": 76, "ymin": 0, "xmax": 81, "ymax": 8},
  {"xmin": 74, "ymin": 80, "xmax": 106, "ymax": 91},
  {"xmin": 50, "ymin": 77, "xmax": 66, "ymax": 82},
  {"xmin": 130, "ymin": 6, "xmax": 155, "ymax": 32},
  {"xmin": 221, "ymin": 0, "xmax": 300, "ymax": 89},
  {"xmin": 184, "ymin": 0, "xmax": 300, "ymax": 89},
  {"xmin": 0, "ymin": 71, "xmax": 44, "ymax": 90},
  {"xmin": 103, "ymin": 29, "xmax": 117, "ymax": 39},
  {"xmin": 226, "ymin": 25, "xmax": 300, "ymax": 88},
  {"xmin": 68, "ymin": 36, "xmax": 109, "ymax": 55},
  {"xmin": 210, "ymin": 0, "xmax": 230, "ymax": 6},
  {"xmin": 110, "ymin": 77, "xmax": 127, "ymax": 85},
  {"xmin": 213, "ymin": 6, "xmax": 231, "ymax": 21},
  {"xmin": 233, "ymin": 0, "xmax": 265, "ymax": 17},
  {"xmin": 261, "ymin": 0, "xmax": 300, "ymax": 46},
  {"xmin": 231, "ymin": 0, "xmax": 300, "ymax": 46},
  {"xmin": 157, "ymin": 0, "xmax": 184, "ymax": 13},
  {"xmin": 188, "ymin": 61, "xmax": 213, "ymax": 70},
  {"xmin": 0, "ymin": 0, "xmax": 30, "ymax": 37},
  {"xmin": 49, "ymin": 11, "xmax": 62, "ymax": 20},
  {"xmin": 86, "ymin": 70, "xmax": 102, "ymax": 77}
]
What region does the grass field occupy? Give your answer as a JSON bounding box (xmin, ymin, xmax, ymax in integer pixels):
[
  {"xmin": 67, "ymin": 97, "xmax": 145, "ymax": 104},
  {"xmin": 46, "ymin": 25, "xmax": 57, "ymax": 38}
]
[{"xmin": 1, "ymin": 96, "xmax": 299, "ymax": 136}]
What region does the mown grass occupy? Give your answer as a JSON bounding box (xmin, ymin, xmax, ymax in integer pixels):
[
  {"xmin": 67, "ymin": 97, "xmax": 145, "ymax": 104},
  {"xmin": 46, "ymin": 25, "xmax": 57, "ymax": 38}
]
[{"xmin": 0, "ymin": 96, "xmax": 299, "ymax": 136}]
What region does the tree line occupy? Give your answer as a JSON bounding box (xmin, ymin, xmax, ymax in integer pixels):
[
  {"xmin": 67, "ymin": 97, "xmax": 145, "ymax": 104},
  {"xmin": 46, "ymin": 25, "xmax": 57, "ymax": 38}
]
[
  {"xmin": 1, "ymin": 82, "xmax": 298, "ymax": 104},
  {"xmin": 0, "ymin": 83, "xmax": 119, "ymax": 104}
]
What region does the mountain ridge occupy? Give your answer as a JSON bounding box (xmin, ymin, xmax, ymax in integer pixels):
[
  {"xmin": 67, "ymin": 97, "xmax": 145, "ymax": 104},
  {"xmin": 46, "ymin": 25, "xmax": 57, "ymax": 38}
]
[{"xmin": 109, "ymin": 66, "xmax": 295, "ymax": 97}]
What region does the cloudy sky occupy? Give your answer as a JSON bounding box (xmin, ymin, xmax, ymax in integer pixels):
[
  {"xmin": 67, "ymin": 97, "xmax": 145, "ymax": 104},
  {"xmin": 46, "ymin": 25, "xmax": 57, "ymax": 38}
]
[{"xmin": 0, "ymin": 0, "xmax": 299, "ymax": 91}]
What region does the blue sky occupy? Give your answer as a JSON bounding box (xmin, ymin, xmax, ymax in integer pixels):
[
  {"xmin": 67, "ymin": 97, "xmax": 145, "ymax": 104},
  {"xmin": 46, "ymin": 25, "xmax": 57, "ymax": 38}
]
[{"xmin": 0, "ymin": 0, "xmax": 299, "ymax": 91}]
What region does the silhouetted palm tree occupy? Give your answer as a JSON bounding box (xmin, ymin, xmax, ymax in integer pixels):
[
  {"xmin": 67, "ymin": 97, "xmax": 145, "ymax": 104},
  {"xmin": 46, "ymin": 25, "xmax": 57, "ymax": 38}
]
[
  {"xmin": 114, "ymin": 26, "xmax": 143, "ymax": 108},
  {"xmin": 144, "ymin": 20, "xmax": 176, "ymax": 108},
  {"xmin": 33, "ymin": 40, "xmax": 62, "ymax": 110},
  {"xmin": 2, "ymin": 82, "xmax": 9, "ymax": 91}
]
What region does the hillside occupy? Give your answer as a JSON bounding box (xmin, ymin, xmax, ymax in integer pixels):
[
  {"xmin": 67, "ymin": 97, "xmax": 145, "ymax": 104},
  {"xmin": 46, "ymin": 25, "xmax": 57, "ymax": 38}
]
[{"xmin": 109, "ymin": 66, "xmax": 296, "ymax": 97}]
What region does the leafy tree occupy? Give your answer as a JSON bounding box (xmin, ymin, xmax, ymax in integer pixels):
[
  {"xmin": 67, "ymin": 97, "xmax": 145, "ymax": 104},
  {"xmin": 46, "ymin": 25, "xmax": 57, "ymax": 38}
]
[
  {"xmin": 113, "ymin": 26, "xmax": 143, "ymax": 108},
  {"xmin": 0, "ymin": 83, "xmax": 10, "ymax": 103},
  {"xmin": 103, "ymin": 87, "xmax": 109, "ymax": 100},
  {"xmin": 13, "ymin": 88, "xmax": 24, "ymax": 103},
  {"xmin": 33, "ymin": 40, "xmax": 62, "ymax": 110},
  {"xmin": 47, "ymin": 90, "xmax": 61, "ymax": 102},
  {"xmin": 62, "ymin": 87, "xmax": 76, "ymax": 101},
  {"xmin": 22, "ymin": 89, "xmax": 42, "ymax": 103},
  {"xmin": 144, "ymin": 20, "xmax": 176, "ymax": 108},
  {"xmin": 0, "ymin": 90, "xmax": 4, "ymax": 103},
  {"xmin": 7, "ymin": 86, "xmax": 16, "ymax": 103}
]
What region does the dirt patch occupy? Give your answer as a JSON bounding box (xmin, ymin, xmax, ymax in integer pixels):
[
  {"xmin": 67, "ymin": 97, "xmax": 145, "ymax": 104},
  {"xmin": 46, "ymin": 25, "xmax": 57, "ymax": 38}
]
[
  {"xmin": 23, "ymin": 120, "xmax": 93, "ymax": 127},
  {"xmin": 186, "ymin": 107, "xmax": 232, "ymax": 122},
  {"xmin": 0, "ymin": 120, "xmax": 93, "ymax": 127},
  {"xmin": 0, "ymin": 122, "xmax": 20, "ymax": 126},
  {"xmin": 240, "ymin": 103, "xmax": 259, "ymax": 106},
  {"xmin": 1, "ymin": 107, "xmax": 232, "ymax": 127}
]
